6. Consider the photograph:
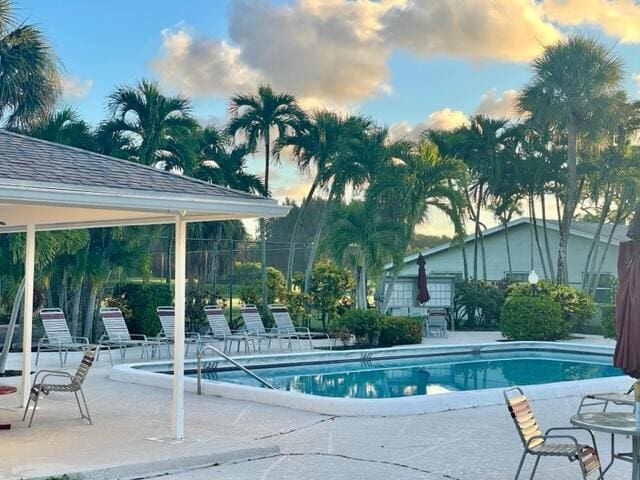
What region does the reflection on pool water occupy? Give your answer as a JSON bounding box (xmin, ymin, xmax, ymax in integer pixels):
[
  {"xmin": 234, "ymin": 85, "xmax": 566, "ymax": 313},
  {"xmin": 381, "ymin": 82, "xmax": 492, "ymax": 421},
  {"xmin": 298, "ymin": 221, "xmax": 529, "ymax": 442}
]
[{"xmin": 191, "ymin": 355, "xmax": 623, "ymax": 399}]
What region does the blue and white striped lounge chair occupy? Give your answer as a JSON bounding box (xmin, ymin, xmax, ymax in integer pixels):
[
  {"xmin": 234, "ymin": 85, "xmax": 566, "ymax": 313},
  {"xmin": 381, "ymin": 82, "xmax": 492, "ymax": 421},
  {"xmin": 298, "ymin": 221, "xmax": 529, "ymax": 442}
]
[
  {"xmin": 240, "ymin": 305, "xmax": 299, "ymax": 351},
  {"xmin": 269, "ymin": 304, "xmax": 331, "ymax": 350},
  {"xmin": 156, "ymin": 306, "xmax": 201, "ymax": 357},
  {"xmin": 203, "ymin": 306, "xmax": 254, "ymax": 354}
]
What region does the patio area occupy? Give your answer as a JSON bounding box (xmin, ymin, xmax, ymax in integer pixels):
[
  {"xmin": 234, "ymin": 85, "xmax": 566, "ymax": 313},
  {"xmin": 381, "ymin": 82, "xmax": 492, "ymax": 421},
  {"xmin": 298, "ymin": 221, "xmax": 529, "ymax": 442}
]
[{"xmin": 0, "ymin": 332, "xmax": 633, "ymax": 480}]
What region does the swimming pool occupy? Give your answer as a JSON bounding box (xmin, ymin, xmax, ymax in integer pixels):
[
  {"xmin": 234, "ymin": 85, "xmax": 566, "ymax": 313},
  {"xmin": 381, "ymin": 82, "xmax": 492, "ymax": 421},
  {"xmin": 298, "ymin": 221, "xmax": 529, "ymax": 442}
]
[{"xmin": 112, "ymin": 342, "xmax": 630, "ymax": 416}]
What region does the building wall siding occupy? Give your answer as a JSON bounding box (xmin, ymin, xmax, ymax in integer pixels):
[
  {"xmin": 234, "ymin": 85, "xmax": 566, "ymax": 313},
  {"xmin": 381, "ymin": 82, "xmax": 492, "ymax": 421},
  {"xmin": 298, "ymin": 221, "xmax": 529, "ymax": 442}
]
[{"xmin": 395, "ymin": 222, "xmax": 619, "ymax": 287}]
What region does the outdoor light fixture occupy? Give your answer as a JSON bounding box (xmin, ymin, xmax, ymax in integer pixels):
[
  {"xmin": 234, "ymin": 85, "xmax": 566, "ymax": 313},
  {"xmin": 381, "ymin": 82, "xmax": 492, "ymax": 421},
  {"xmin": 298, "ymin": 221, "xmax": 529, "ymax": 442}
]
[{"xmin": 528, "ymin": 270, "xmax": 539, "ymax": 285}]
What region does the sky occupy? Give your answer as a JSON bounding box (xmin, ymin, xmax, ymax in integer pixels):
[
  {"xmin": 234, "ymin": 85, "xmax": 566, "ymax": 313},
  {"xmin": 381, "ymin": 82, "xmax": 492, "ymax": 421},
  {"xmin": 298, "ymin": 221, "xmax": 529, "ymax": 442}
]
[{"xmin": 16, "ymin": 0, "xmax": 640, "ymax": 237}]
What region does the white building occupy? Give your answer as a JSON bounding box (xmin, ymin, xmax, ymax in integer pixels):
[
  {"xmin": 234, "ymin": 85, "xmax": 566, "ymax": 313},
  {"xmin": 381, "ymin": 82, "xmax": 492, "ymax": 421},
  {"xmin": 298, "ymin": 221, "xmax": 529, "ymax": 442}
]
[{"xmin": 382, "ymin": 217, "xmax": 626, "ymax": 313}]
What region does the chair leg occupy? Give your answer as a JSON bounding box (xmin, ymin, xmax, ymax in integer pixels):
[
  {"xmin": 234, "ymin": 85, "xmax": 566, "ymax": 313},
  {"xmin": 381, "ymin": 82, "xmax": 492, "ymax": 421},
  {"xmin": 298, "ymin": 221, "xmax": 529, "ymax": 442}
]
[
  {"xmin": 514, "ymin": 450, "xmax": 528, "ymax": 480},
  {"xmin": 27, "ymin": 390, "xmax": 41, "ymax": 427},
  {"xmin": 75, "ymin": 387, "xmax": 92, "ymax": 425},
  {"xmin": 529, "ymin": 456, "xmax": 541, "ymax": 480},
  {"xmin": 35, "ymin": 345, "xmax": 41, "ymax": 366},
  {"xmin": 58, "ymin": 349, "xmax": 64, "ymax": 368},
  {"xmin": 22, "ymin": 391, "xmax": 33, "ymax": 421}
]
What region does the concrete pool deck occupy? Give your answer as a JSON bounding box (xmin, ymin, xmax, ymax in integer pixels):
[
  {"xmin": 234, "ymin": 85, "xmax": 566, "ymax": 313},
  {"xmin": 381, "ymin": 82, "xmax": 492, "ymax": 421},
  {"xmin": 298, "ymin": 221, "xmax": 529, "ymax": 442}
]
[{"xmin": 0, "ymin": 331, "xmax": 634, "ymax": 479}]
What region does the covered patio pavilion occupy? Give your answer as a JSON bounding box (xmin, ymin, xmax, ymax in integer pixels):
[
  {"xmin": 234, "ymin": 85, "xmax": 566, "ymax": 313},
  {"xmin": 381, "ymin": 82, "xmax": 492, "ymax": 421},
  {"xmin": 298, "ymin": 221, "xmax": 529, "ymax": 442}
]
[{"xmin": 0, "ymin": 129, "xmax": 289, "ymax": 439}]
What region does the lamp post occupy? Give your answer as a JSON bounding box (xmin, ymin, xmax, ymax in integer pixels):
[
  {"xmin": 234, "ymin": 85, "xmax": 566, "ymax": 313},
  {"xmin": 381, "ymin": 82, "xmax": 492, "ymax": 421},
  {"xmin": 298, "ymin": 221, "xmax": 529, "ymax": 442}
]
[{"xmin": 528, "ymin": 270, "xmax": 539, "ymax": 295}]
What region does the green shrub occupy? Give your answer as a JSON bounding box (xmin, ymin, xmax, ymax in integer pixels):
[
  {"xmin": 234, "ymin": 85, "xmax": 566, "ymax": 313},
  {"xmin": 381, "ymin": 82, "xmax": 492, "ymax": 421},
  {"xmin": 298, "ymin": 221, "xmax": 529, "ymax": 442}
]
[
  {"xmin": 452, "ymin": 280, "xmax": 506, "ymax": 329},
  {"xmin": 508, "ymin": 281, "xmax": 596, "ymax": 332},
  {"xmin": 334, "ymin": 309, "xmax": 383, "ymax": 347},
  {"xmin": 108, "ymin": 283, "xmax": 173, "ymax": 336},
  {"xmin": 601, "ymin": 304, "xmax": 616, "ymax": 339},
  {"xmin": 378, "ymin": 316, "xmax": 422, "ymax": 347},
  {"xmin": 500, "ymin": 295, "xmax": 567, "ymax": 340}
]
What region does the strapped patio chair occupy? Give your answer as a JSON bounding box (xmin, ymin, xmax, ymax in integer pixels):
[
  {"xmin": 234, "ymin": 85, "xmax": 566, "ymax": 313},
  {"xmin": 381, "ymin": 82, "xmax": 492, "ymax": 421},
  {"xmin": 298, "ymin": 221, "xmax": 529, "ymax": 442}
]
[
  {"xmin": 156, "ymin": 306, "xmax": 201, "ymax": 357},
  {"xmin": 24, "ymin": 346, "xmax": 98, "ymax": 427},
  {"xmin": 269, "ymin": 304, "xmax": 332, "ymax": 350},
  {"xmin": 36, "ymin": 308, "xmax": 91, "ymax": 367},
  {"xmin": 203, "ymin": 306, "xmax": 254, "ymax": 354},
  {"xmin": 240, "ymin": 305, "xmax": 298, "ymax": 351},
  {"xmin": 505, "ymin": 387, "xmax": 603, "ymax": 479},
  {"xmin": 99, "ymin": 308, "xmax": 169, "ymax": 364},
  {"xmin": 426, "ymin": 307, "xmax": 448, "ymax": 338},
  {"xmin": 577, "ymin": 384, "xmax": 635, "ymax": 414}
]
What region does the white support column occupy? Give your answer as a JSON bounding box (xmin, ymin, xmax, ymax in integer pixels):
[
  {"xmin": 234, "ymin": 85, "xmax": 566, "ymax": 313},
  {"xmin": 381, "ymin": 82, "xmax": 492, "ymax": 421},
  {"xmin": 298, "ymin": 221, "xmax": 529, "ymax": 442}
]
[
  {"xmin": 21, "ymin": 224, "xmax": 36, "ymax": 408},
  {"xmin": 172, "ymin": 216, "xmax": 187, "ymax": 439}
]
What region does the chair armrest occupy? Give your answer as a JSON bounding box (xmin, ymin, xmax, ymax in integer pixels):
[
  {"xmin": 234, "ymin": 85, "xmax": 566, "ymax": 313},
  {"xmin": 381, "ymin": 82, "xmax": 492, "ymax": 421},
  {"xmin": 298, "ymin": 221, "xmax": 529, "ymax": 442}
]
[
  {"xmin": 70, "ymin": 336, "xmax": 90, "ymax": 344},
  {"xmin": 186, "ymin": 332, "xmax": 201, "ymax": 339},
  {"xmin": 545, "ymin": 427, "xmax": 598, "ymax": 448},
  {"xmin": 294, "ymin": 327, "xmax": 312, "ymax": 334},
  {"xmin": 33, "ymin": 369, "xmax": 73, "ymax": 384},
  {"xmin": 527, "ymin": 434, "xmax": 580, "ymax": 452},
  {"xmin": 39, "ymin": 371, "xmax": 74, "ymax": 385},
  {"xmin": 129, "ymin": 334, "xmax": 148, "ymax": 341}
]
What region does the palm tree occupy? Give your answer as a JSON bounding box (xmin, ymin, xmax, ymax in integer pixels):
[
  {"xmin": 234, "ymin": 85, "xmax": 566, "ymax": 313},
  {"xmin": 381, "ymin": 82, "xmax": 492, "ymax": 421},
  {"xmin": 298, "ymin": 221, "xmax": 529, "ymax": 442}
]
[
  {"xmin": 23, "ymin": 107, "xmax": 94, "ymax": 150},
  {"xmin": 325, "ymin": 201, "xmax": 402, "ymax": 309},
  {"xmin": 518, "ymin": 35, "xmax": 626, "ymax": 283},
  {"xmin": 104, "ymin": 79, "xmax": 199, "ymax": 173},
  {"xmin": 0, "ymin": 0, "xmax": 59, "ymax": 127},
  {"xmin": 455, "ymin": 115, "xmax": 510, "ymax": 280},
  {"xmin": 277, "ymin": 110, "xmax": 355, "ymax": 289},
  {"xmin": 368, "ymin": 140, "xmax": 467, "ymax": 312},
  {"xmin": 226, "ymin": 85, "xmax": 306, "ymax": 306}
]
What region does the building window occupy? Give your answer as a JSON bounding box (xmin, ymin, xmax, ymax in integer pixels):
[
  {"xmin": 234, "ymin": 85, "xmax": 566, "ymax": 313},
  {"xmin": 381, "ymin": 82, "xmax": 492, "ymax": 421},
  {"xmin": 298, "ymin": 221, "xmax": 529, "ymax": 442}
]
[
  {"xmin": 427, "ymin": 280, "xmax": 454, "ymax": 307},
  {"xmin": 505, "ymin": 272, "xmax": 529, "ymax": 282},
  {"xmin": 386, "ymin": 280, "xmax": 415, "ymax": 309},
  {"xmin": 583, "ymin": 273, "xmax": 615, "ymax": 303}
]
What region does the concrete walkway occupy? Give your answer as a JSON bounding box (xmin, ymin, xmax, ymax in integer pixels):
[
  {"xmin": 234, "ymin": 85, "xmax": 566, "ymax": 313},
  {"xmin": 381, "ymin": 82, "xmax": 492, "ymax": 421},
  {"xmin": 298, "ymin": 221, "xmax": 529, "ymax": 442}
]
[{"xmin": 0, "ymin": 332, "xmax": 630, "ymax": 480}]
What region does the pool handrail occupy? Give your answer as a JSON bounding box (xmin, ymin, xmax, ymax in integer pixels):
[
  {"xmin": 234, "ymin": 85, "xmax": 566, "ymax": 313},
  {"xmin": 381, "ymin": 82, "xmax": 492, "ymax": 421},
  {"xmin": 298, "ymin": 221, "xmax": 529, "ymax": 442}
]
[{"xmin": 196, "ymin": 345, "xmax": 275, "ymax": 394}]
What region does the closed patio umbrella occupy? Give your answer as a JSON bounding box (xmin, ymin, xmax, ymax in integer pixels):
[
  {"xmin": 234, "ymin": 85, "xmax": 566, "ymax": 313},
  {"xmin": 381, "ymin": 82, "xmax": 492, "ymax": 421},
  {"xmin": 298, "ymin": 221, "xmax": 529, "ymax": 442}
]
[
  {"xmin": 613, "ymin": 239, "xmax": 640, "ymax": 419},
  {"xmin": 416, "ymin": 254, "xmax": 430, "ymax": 305}
]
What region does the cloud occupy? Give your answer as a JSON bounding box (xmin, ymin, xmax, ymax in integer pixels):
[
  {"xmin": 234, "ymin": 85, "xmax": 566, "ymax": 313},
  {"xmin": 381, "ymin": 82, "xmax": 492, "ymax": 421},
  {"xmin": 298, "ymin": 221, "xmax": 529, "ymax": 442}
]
[
  {"xmin": 542, "ymin": 0, "xmax": 640, "ymax": 43},
  {"xmin": 474, "ymin": 89, "xmax": 520, "ymax": 119},
  {"xmin": 60, "ymin": 75, "xmax": 93, "ymax": 100},
  {"xmin": 382, "ymin": 0, "xmax": 562, "ymax": 62},
  {"xmin": 634, "ymin": 73, "xmax": 640, "ymax": 94},
  {"xmin": 425, "ymin": 108, "xmax": 469, "ymax": 131},
  {"xmin": 151, "ymin": 27, "xmax": 261, "ymax": 97}
]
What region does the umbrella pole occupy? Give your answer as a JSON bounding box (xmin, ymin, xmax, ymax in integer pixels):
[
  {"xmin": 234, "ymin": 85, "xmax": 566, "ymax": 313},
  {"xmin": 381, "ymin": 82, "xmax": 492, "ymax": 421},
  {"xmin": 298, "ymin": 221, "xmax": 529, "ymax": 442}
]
[{"xmin": 636, "ymin": 380, "xmax": 640, "ymax": 424}]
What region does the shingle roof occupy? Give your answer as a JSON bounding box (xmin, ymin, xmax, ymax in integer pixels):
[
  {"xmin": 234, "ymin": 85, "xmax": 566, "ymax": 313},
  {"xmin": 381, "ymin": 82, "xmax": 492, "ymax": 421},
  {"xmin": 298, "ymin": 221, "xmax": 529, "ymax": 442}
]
[{"xmin": 1, "ymin": 129, "xmax": 258, "ymax": 199}]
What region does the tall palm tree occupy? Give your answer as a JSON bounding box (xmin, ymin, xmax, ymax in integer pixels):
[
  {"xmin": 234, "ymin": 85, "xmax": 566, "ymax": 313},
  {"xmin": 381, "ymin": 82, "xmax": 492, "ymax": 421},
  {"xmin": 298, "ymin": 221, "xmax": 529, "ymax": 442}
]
[
  {"xmin": 226, "ymin": 85, "xmax": 306, "ymax": 306},
  {"xmin": 104, "ymin": 79, "xmax": 199, "ymax": 173},
  {"xmin": 277, "ymin": 110, "xmax": 355, "ymax": 289},
  {"xmin": 368, "ymin": 140, "xmax": 467, "ymax": 312},
  {"xmin": 518, "ymin": 35, "xmax": 626, "ymax": 283},
  {"xmin": 0, "ymin": 0, "xmax": 59, "ymax": 127}
]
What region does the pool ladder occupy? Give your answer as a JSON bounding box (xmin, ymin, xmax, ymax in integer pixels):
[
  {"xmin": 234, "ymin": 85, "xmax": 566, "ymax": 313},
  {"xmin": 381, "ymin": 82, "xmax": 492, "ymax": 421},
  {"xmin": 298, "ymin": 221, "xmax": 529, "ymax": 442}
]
[{"xmin": 196, "ymin": 345, "xmax": 275, "ymax": 395}]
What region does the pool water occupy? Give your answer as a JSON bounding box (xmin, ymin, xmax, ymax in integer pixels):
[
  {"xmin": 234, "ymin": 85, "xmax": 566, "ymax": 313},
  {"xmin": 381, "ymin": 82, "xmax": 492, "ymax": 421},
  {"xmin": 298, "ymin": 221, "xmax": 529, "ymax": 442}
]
[{"xmin": 194, "ymin": 356, "xmax": 623, "ymax": 399}]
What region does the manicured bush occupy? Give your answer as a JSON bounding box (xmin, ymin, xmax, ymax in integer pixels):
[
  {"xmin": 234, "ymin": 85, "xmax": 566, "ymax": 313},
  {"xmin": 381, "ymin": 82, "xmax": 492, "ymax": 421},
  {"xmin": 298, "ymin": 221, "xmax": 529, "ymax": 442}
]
[
  {"xmin": 334, "ymin": 309, "xmax": 383, "ymax": 347},
  {"xmin": 334, "ymin": 310, "xmax": 423, "ymax": 348},
  {"xmin": 500, "ymin": 295, "xmax": 567, "ymax": 341},
  {"xmin": 601, "ymin": 304, "xmax": 616, "ymax": 339},
  {"xmin": 378, "ymin": 316, "xmax": 422, "ymax": 347},
  {"xmin": 508, "ymin": 281, "xmax": 596, "ymax": 332},
  {"xmin": 108, "ymin": 283, "xmax": 173, "ymax": 336}
]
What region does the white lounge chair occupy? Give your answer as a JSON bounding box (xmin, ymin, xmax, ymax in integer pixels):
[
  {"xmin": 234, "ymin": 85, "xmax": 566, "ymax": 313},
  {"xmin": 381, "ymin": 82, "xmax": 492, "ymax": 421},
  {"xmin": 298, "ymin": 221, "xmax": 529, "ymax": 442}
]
[
  {"xmin": 156, "ymin": 306, "xmax": 201, "ymax": 356},
  {"xmin": 203, "ymin": 306, "xmax": 254, "ymax": 353},
  {"xmin": 240, "ymin": 305, "xmax": 300, "ymax": 351},
  {"xmin": 36, "ymin": 308, "xmax": 91, "ymax": 367},
  {"xmin": 426, "ymin": 307, "xmax": 448, "ymax": 338},
  {"xmin": 99, "ymin": 307, "xmax": 169, "ymax": 364},
  {"xmin": 269, "ymin": 304, "xmax": 331, "ymax": 350}
]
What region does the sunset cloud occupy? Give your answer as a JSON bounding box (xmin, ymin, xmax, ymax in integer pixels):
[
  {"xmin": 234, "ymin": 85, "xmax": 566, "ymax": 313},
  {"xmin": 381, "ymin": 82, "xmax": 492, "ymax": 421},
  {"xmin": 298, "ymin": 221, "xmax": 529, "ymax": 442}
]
[
  {"xmin": 382, "ymin": 0, "xmax": 562, "ymax": 62},
  {"xmin": 474, "ymin": 89, "xmax": 520, "ymax": 119},
  {"xmin": 542, "ymin": 0, "xmax": 640, "ymax": 43}
]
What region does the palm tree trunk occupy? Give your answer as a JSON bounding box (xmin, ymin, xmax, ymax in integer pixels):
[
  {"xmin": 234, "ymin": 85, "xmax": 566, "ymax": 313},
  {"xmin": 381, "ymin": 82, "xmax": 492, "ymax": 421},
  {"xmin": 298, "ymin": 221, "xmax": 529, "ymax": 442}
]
[
  {"xmin": 83, "ymin": 283, "xmax": 99, "ymax": 341},
  {"xmin": 460, "ymin": 236, "xmax": 469, "ymax": 280},
  {"xmin": 531, "ymin": 198, "xmax": 548, "ymax": 279},
  {"xmin": 473, "ymin": 186, "xmax": 483, "ymax": 279},
  {"xmin": 70, "ymin": 276, "xmax": 84, "ymax": 336},
  {"xmin": 503, "ymin": 221, "xmax": 513, "ymax": 276},
  {"xmin": 381, "ymin": 273, "xmax": 398, "ymax": 314},
  {"xmin": 261, "ymin": 131, "xmax": 270, "ymax": 308},
  {"xmin": 540, "ymin": 195, "xmax": 556, "ymax": 280},
  {"xmin": 304, "ymin": 197, "xmax": 331, "ymax": 294},
  {"xmin": 356, "ymin": 262, "xmax": 367, "ymax": 309},
  {"xmin": 286, "ymin": 177, "xmax": 319, "ymax": 290},
  {"xmin": 479, "ymin": 228, "xmax": 487, "ymax": 280},
  {"xmin": 589, "ymin": 206, "xmax": 623, "ymax": 295},
  {"xmin": 557, "ymin": 121, "xmax": 578, "ymax": 284},
  {"xmin": 582, "ymin": 187, "xmax": 612, "ymax": 288},
  {"xmin": 0, "ymin": 278, "xmax": 25, "ymax": 374}
]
